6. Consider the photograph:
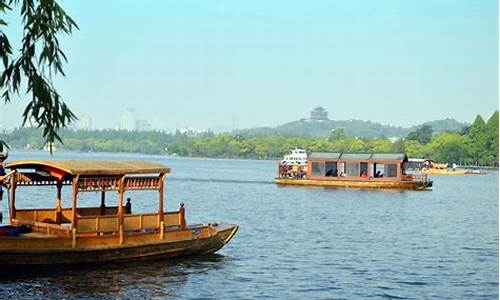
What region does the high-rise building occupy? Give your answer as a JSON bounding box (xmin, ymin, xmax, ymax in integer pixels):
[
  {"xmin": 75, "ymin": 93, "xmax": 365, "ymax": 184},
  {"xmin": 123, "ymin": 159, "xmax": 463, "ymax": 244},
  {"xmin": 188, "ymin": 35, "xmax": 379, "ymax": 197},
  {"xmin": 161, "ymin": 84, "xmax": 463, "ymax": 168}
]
[
  {"xmin": 78, "ymin": 116, "xmax": 93, "ymax": 130},
  {"xmin": 121, "ymin": 108, "xmax": 136, "ymax": 131},
  {"xmin": 135, "ymin": 120, "xmax": 153, "ymax": 131}
]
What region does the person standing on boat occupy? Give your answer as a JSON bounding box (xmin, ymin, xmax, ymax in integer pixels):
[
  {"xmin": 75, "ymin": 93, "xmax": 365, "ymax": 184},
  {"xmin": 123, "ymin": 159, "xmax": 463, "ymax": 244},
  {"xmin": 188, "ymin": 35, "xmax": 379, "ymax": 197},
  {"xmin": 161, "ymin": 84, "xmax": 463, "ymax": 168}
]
[
  {"xmin": 0, "ymin": 152, "xmax": 6, "ymax": 200},
  {"xmin": 0, "ymin": 151, "xmax": 7, "ymax": 223}
]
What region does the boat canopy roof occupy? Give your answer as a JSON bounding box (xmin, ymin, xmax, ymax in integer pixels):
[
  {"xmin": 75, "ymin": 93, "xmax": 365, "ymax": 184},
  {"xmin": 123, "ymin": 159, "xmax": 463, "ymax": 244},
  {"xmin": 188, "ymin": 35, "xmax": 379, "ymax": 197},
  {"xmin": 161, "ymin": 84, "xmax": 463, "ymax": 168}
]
[
  {"xmin": 309, "ymin": 152, "xmax": 342, "ymax": 159},
  {"xmin": 309, "ymin": 152, "xmax": 408, "ymax": 162},
  {"xmin": 6, "ymin": 160, "xmax": 170, "ymax": 176}
]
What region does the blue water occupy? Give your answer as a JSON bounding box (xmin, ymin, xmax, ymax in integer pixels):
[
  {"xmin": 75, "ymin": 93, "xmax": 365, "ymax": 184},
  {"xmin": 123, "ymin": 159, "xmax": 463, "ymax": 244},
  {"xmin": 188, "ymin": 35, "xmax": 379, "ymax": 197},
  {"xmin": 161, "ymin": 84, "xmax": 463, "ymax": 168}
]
[{"xmin": 0, "ymin": 151, "xmax": 498, "ymax": 299}]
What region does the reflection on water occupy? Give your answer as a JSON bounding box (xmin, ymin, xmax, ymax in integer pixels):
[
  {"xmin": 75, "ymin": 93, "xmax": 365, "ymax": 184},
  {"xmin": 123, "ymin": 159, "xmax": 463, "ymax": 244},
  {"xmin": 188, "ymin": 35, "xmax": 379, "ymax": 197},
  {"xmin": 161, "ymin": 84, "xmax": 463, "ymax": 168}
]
[
  {"xmin": 0, "ymin": 151, "xmax": 498, "ymax": 299},
  {"xmin": 1, "ymin": 254, "xmax": 230, "ymax": 299}
]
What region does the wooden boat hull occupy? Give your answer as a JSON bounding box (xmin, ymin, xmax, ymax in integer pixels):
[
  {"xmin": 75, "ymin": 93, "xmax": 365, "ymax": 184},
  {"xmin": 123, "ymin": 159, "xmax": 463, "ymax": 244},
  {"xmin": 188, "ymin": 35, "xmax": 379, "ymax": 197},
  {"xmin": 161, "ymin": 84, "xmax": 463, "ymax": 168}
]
[
  {"xmin": 0, "ymin": 224, "xmax": 238, "ymax": 267},
  {"xmin": 275, "ymin": 178, "xmax": 432, "ymax": 190}
]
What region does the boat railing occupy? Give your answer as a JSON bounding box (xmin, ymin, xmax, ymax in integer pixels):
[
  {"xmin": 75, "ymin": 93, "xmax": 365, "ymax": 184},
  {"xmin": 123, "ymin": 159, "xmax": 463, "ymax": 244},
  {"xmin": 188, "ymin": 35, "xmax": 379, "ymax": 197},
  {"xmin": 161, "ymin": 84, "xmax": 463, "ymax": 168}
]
[
  {"xmin": 277, "ymin": 163, "xmax": 307, "ymax": 179},
  {"xmin": 77, "ymin": 214, "xmax": 119, "ymax": 234},
  {"xmin": 14, "ymin": 207, "xmax": 185, "ymax": 236},
  {"xmin": 401, "ymin": 173, "xmax": 428, "ymax": 182},
  {"xmin": 16, "ymin": 208, "xmax": 73, "ymax": 224},
  {"xmin": 76, "ymin": 210, "xmax": 184, "ymax": 235},
  {"xmin": 77, "ymin": 206, "xmax": 123, "ymax": 216},
  {"xmin": 15, "ymin": 206, "xmax": 124, "ymax": 224},
  {"xmin": 11, "ymin": 218, "xmax": 71, "ymax": 236}
]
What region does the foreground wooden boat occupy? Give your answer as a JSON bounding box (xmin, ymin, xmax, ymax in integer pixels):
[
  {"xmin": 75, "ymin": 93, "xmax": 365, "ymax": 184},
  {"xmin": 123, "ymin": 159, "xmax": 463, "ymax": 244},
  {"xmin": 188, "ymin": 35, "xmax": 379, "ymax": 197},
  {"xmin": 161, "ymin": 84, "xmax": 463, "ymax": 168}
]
[
  {"xmin": 0, "ymin": 160, "xmax": 238, "ymax": 267},
  {"xmin": 276, "ymin": 152, "xmax": 433, "ymax": 190}
]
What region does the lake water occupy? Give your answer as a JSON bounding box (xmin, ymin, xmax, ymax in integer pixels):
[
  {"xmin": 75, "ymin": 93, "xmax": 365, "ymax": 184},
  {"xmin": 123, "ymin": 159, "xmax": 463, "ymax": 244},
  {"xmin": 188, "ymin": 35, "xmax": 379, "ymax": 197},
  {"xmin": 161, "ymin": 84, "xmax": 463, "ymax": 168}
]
[{"xmin": 0, "ymin": 151, "xmax": 498, "ymax": 299}]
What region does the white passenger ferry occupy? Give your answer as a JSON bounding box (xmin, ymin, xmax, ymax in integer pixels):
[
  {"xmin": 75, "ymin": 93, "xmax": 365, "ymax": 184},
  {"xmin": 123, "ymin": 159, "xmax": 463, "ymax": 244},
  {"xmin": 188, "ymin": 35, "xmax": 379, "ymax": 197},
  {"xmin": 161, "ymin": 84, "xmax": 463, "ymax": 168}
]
[{"xmin": 281, "ymin": 148, "xmax": 308, "ymax": 165}]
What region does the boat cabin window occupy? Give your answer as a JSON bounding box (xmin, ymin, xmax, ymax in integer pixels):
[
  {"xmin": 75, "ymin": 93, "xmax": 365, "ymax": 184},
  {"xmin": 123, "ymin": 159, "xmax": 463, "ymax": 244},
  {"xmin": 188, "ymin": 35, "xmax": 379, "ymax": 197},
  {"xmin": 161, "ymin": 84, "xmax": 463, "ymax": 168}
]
[
  {"xmin": 373, "ymin": 163, "xmax": 384, "ymax": 177},
  {"xmin": 360, "ymin": 162, "xmax": 368, "ymax": 177},
  {"xmin": 345, "ymin": 162, "xmax": 359, "ymax": 177},
  {"xmin": 386, "ymin": 164, "xmax": 398, "ymax": 177},
  {"xmin": 311, "ymin": 162, "xmax": 325, "ymax": 176},
  {"xmin": 325, "ymin": 162, "xmax": 337, "ymax": 177}
]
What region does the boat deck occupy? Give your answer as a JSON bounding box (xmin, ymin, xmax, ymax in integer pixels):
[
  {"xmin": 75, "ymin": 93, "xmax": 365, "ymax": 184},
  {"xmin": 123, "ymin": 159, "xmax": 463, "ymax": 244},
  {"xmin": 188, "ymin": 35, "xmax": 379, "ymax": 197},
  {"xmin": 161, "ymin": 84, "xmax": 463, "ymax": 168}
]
[{"xmin": 19, "ymin": 232, "xmax": 59, "ymax": 238}]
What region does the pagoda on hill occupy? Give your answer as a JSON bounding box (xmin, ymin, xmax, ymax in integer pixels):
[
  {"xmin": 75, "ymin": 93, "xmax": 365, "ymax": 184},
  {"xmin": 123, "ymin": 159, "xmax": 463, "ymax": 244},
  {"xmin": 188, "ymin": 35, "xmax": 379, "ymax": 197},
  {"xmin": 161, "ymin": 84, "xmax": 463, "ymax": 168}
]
[{"xmin": 310, "ymin": 106, "xmax": 329, "ymax": 121}]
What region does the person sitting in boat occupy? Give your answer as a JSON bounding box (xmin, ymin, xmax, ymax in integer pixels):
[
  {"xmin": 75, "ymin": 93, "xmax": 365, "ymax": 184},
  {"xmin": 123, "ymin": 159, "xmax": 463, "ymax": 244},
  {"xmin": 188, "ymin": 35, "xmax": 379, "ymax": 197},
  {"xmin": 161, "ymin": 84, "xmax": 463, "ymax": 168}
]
[
  {"xmin": 375, "ymin": 170, "xmax": 381, "ymax": 178},
  {"xmin": 360, "ymin": 171, "xmax": 368, "ymax": 178},
  {"xmin": 325, "ymin": 169, "xmax": 334, "ymax": 177}
]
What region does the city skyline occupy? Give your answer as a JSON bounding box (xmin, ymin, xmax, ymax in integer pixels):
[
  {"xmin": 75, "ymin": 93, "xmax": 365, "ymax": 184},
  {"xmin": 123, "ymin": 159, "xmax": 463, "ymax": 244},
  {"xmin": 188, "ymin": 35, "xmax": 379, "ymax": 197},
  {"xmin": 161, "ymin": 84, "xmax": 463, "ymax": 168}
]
[{"xmin": 0, "ymin": 1, "xmax": 498, "ymax": 131}]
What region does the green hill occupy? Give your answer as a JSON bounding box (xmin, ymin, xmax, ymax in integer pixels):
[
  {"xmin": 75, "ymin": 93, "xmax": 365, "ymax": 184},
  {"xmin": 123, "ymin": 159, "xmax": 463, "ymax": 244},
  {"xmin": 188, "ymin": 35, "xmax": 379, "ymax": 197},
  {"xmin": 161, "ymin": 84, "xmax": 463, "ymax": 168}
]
[{"xmin": 236, "ymin": 118, "xmax": 468, "ymax": 139}]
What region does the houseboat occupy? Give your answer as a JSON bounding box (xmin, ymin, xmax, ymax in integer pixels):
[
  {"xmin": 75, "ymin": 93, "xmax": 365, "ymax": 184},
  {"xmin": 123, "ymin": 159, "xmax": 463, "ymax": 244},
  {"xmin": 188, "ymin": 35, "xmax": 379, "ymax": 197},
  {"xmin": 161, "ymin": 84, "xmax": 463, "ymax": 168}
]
[
  {"xmin": 276, "ymin": 152, "xmax": 433, "ymax": 190},
  {"xmin": 0, "ymin": 160, "xmax": 238, "ymax": 267}
]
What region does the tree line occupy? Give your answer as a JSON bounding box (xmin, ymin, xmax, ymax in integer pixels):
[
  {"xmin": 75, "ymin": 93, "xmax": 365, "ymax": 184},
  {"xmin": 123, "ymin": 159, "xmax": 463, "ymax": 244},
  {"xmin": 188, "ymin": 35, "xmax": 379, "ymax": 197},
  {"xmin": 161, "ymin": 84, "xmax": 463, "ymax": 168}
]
[{"xmin": 0, "ymin": 111, "xmax": 497, "ymax": 166}]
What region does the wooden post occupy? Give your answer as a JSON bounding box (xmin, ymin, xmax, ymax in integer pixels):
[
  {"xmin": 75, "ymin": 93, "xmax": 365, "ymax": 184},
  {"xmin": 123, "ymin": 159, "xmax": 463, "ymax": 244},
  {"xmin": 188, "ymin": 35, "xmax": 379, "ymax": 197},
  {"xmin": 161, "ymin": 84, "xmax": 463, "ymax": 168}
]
[
  {"xmin": 72, "ymin": 228, "xmax": 76, "ymax": 248},
  {"xmin": 71, "ymin": 176, "xmax": 79, "ymax": 231},
  {"xmin": 9, "ymin": 172, "xmax": 17, "ymax": 222},
  {"xmin": 118, "ymin": 176, "xmax": 125, "ymax": 244},
  {"xmin": 160, "ymin": 221, "xmax": 164, "ymax": 240},
  {"xmin": 158, "ymin": 173, "xmax": 165, "ymax": 228},
  {"xmin": 55, "ymin": 180, "xmax": 62, "ymax": 224}
]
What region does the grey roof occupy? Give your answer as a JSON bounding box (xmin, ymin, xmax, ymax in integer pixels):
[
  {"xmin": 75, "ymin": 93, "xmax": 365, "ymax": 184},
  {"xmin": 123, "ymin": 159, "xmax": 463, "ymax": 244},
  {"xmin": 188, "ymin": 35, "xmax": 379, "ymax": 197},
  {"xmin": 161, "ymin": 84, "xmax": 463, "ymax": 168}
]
[
  {"xmin": 371, "ymin": 153, "xmax": 407, "ymax": 161},
  {"xmin": 309, "ymin": 152, "xmax": 342, "ymax": 159},
  {"xmin": 340, "ymin": 153, "xmax": 372, "ymax": 160},
  {"xmin": 308, "ymin": 152, "xmax": 407, "ymax": 162}
]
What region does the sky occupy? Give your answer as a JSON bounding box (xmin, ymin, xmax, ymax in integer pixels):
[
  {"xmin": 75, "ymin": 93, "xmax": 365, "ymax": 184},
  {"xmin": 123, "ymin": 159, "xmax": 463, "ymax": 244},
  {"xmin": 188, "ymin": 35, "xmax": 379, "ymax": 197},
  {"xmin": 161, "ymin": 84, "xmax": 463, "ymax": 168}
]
[{"xmin": 0, "ymin": 0, "xmax": 498, "ymax": 132}]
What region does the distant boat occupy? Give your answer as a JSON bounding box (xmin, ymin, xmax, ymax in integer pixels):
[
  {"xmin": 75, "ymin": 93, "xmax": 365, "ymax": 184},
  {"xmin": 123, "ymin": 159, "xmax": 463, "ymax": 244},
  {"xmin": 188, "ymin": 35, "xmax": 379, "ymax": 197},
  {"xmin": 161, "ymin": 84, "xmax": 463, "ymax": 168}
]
[
  {"xmin": 276, "ymin": 152, "xmax": 433, "ymax": 190},
  {"xmin": 421, "ymin": 160, "xmax": 486, "ymax": 175}
]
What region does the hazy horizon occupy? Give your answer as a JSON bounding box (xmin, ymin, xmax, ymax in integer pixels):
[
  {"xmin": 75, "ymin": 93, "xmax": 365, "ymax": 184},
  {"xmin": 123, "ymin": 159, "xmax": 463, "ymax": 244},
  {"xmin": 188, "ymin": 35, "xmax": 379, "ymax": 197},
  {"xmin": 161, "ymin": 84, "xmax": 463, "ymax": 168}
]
[{"xmin": 0, "ymin": 1, "xmax": 498, "ymax": 132}]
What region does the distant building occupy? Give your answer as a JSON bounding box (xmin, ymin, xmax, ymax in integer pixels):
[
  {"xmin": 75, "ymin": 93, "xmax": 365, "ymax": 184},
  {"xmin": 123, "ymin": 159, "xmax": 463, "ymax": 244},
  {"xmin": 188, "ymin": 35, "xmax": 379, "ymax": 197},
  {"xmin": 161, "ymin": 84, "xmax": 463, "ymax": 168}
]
[
  {"xmin": 120, "ymin": 108, "xmax": 136, "ymax": 131},
  {"xmin": 150, "ymin": 118, "xmax": 167, "ymax": 131},
  {"xmin": 310, "ymin": 106, "xmax": 329, "ymax": 121},
  {"xmin": 135, "ymin": 120, "xmax": 153, "ymax": 131},
  {"xmin": 179, "ymin": 128, "xmax": 208, "ymax": 137},
  {"xmin": 78, "ymin": 116, "xmax": 93, "ymax": 130}
]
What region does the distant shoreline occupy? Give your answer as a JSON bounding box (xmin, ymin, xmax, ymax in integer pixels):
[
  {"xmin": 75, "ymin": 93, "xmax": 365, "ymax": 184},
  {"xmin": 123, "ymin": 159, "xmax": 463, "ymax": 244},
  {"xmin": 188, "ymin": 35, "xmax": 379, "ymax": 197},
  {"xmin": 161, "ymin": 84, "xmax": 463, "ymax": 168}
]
[{"xmin": 6, "ymin": 149, "xmax": 499, "ymax": 169}]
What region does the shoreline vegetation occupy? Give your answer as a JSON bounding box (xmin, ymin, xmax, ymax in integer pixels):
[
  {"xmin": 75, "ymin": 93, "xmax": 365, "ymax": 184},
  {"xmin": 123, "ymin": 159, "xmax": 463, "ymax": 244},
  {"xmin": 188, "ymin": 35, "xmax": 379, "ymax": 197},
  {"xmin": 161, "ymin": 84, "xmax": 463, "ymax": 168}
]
[{"xmin": 1, "ymin": 112, "xmax": 498, "ymax": 167}]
